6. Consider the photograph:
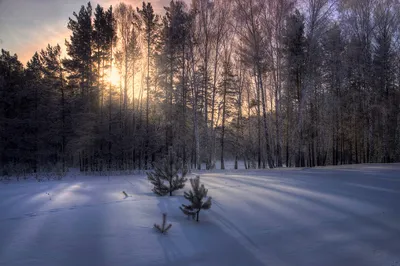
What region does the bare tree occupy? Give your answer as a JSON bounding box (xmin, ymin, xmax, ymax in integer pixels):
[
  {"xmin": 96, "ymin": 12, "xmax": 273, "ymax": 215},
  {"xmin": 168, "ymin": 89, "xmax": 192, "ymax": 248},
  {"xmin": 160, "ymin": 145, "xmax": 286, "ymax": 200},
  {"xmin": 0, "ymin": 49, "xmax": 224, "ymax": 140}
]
[{"xmin": 235, "ymin": 0, "xmax": 274, "ymax": 168}]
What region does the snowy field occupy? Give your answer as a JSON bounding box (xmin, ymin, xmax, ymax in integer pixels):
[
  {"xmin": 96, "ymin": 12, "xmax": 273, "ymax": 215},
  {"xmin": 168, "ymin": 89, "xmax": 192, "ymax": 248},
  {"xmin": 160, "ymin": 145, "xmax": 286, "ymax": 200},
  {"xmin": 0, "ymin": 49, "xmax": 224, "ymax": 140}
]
[{"xmin": 1, "ymin": 164, "xmax": 400, "ymax": 266}]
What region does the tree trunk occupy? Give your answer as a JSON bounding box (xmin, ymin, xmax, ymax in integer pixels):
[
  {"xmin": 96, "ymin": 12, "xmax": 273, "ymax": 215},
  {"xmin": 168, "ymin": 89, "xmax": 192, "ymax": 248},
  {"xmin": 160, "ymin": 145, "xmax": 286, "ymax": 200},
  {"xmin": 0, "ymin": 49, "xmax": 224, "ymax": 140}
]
[
  {"xmin": 258, "ymin": 67, "xmax": 274, "ymax": 168},
  {"xmin": 145, "ymin": 33, "xmax": 150, "ymax": 170},
  {"xmin": 108, "ymin": 37, "xmax": 113, "ymax": 171},
  {"xmin": 221, "ymin": 82, "xmax": 227, "ymax": 170},
  {"xmin": 254, "ymin": 69, "xmax": 261, "ymax": 169}
]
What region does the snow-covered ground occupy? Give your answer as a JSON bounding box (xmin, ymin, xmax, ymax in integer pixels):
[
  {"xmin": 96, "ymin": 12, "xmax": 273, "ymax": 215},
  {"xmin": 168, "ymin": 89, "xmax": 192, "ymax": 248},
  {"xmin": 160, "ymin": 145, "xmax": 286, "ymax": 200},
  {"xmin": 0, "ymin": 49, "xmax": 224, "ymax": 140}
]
[{"xmin": 1, "ymin": 164, "xmax": 400, "ymax": 266}]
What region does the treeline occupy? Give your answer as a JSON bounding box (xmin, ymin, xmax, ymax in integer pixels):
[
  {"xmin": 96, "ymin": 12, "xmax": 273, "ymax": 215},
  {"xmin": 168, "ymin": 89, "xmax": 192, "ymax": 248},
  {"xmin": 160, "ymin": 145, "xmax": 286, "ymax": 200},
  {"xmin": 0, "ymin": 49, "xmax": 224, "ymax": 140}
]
[{"xmin": 1, "ymin": 0, "xmax": 399, "ymax": 174}]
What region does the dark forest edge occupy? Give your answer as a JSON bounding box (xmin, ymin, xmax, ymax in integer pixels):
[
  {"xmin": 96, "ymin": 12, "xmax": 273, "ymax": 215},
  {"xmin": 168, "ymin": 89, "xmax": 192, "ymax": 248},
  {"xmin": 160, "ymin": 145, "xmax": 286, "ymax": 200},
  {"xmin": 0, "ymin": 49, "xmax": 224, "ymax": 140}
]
[{"xmin": 1, "ymin": 0, "xmax": 399, "ymax": 177}]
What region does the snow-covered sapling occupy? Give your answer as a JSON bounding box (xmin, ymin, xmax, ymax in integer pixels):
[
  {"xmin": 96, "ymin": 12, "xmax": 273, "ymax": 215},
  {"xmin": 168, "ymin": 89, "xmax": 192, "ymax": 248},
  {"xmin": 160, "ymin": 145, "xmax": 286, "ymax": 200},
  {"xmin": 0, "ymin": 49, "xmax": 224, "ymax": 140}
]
[
  {"xmin": 154, "ymin": 213, "xmax": 172, "ymax": 234},
  {"xmin": 180, "ymin": 176, "xmax": 212, "ymax": 222},
  {"xmin": 147, "ymin": 148, "xmax": 187, "ymax": 196}
]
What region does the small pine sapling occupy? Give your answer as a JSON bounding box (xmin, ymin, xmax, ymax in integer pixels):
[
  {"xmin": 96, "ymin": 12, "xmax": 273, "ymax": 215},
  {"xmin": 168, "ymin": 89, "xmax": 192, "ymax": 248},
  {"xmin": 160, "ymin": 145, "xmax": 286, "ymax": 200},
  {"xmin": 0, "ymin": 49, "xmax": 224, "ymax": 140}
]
[
  {"xmin": 147, "ymin": 171, "xmax": 169, "ymax": 196},
  {"xmin": 147, "ymin": 148, "xmax": 188, "ymax": 196},
  {"xmin": 154, "ymin": 213, "xmax": 172, "ymax": 234},
  {"xmin": 180, "ymin": 176, "xmax": 212, "ymax": 222}
]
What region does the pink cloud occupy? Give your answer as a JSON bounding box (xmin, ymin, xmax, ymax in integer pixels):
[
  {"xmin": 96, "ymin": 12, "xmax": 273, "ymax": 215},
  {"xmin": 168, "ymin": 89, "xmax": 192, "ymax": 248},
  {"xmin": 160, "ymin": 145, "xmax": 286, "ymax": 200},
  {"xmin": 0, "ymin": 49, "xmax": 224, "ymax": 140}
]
[{"xmin": 0, "ymin": 0, "xmax": 189, "ymax": 65}]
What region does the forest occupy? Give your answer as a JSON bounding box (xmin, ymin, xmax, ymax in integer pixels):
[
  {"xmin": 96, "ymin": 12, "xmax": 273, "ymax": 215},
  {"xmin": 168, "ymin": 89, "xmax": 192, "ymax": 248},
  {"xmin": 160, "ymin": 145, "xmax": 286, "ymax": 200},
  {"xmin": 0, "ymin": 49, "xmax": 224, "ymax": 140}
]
[{"xmin": 0, "ymin": 0, "xmax": 399, "ymax": 175}]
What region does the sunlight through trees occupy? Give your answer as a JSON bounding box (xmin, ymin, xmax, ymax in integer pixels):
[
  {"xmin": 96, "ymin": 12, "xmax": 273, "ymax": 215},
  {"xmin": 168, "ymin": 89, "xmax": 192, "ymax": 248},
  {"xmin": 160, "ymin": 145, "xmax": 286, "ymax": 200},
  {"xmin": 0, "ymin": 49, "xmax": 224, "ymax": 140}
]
[{"xmin": 1, "ymin": 0, "xmax": 400, "ymax": 175}]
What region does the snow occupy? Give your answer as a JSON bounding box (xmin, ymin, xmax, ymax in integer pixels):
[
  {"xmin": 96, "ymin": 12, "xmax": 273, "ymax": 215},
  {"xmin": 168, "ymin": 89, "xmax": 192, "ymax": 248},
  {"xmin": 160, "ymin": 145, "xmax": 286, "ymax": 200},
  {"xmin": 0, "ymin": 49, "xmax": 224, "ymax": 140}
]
[{"xmin": 1, "ymin": 164, "xmax": 400, "ymax": 266}]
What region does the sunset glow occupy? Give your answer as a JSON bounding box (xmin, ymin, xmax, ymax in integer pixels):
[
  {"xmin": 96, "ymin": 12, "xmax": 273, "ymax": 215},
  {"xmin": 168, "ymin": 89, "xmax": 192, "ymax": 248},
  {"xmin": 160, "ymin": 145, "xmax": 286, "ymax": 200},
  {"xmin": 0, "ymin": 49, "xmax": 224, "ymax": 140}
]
[
  {"xmin": 1, "ymin": 0, "xmax": 400, "ymax": 264},
  {"xmin": 0, "ymin": 0, "xmax": 179, "ymax": 65},
  {"xmin": 108, "ymin": 66, "xmax": 121, "ymax": 86}
]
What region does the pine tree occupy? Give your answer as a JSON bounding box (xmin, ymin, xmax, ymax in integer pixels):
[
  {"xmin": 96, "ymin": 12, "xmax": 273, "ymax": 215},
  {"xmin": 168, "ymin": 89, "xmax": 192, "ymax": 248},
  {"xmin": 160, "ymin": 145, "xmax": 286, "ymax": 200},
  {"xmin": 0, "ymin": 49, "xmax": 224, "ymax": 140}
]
[
  {"xmin": 282, "ymin": 9, "xmax": 306, "ymax": 167},
  {"xmin": 40, "ymin": 44, "xmax": 68, "ymax": 173},
  {"xmin": 154, "ymin": 213, "xmax": 172, "ymax": 234},
  {"xmin": 25, "ymin": 52, "xmax": 43, "ymax": 173},
  {"xmin": 64, "ymin": 2, "xmax": 94, "ymax": 97},
  {"xmin": 147, "ymin": 148, "xmax": 187, "ymax": 196},
  {"xmin": 219, "ymin": 52, "xmax": 237, "ymax": 170},
  {"xmin": 180, "ymin": 176, "xmax": 212, "ymax": 222},
  {"xmin": 93, "ymin": 4, "xmax": 108, "ymax": 113},
  {"xmin": 0, "ymin": 50, "xmax": 28, "ymax": 174},
  {"xmin": 137, "ymin": 2, "xmax": 160, "ymax": 169},
  {"xmin": 63, "ymin": 2, "xmax": 95, "ymax": 173}
]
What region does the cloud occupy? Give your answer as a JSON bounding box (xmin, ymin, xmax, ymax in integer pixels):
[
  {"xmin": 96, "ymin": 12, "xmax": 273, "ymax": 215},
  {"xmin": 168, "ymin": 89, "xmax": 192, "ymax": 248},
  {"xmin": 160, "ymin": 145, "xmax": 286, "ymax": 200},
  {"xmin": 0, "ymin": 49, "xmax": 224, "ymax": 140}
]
[{"xmin": 0, "ymin": 0, "xmax": 189, "ymax": 65}]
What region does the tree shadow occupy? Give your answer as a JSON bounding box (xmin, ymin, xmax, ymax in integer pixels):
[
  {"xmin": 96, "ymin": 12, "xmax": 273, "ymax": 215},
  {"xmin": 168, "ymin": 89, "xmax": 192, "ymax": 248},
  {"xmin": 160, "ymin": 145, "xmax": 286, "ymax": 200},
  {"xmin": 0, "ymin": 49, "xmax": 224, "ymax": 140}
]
[
  {"xmin": 0, "ymin": 187, "xmax": 108, "ymax": 266},
  {"xmin": 152, "ymin": 191, "xmax": 267, "ymax": 266},
  {"xmin": 213, "ymin": 174, "xmax": 400, "ymax": 264}
]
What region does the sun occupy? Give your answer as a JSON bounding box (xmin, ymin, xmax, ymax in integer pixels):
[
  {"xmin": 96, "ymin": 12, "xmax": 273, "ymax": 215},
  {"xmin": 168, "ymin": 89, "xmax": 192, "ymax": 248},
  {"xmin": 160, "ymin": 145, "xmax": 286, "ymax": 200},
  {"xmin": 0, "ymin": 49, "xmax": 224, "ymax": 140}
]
[{"xmin": 107, "ymin": 68, "xmax": 121, "ymax": 86}]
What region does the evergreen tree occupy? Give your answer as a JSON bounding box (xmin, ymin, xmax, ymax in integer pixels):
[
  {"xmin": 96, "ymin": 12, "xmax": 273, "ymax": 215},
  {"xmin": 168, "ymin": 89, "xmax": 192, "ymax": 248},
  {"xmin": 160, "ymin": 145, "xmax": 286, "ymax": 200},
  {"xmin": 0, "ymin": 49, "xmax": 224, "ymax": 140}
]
[
  {"xmin": 0, "ymin": 50, "xmax": 26, "ymax": 174},
  {"xmin": 105, "ymin": 5, "xmax": 118, "ymax": 171},
  {"xmin": 63, "ymin": 2, "xmax": 96, "ymax": 172},
  {"xmin": 24, "ymin": 52, "xmax": 43, "ymax": 173},
  {"xmin": 282, "ymin": 9, "xmax": 306, "ymax": 167},
  {"xmin": 147, "ymin": 148, "xmax": 187, "ymax": 196},
  {"xmin": 158, "ymin": 1, "xmax": 191, "ymax": 152},
  {"xmin": 128, "ymin": 10, "xmax": 141, "ymax": 171},
  {"xmin": 40, "ymin": 44, "xmax": 69, "ymax": 172},
  {"xmin": 372, "ymin": 1, "xmax": 396, "ymax": 162},
  {"xmin": 180, "ymin": 176, "xmax": 212, "ymax": 222},
  {"xmin": 321, "ymin": 24, "xmax": 345, "ymax": 165},
  {"xmin": 3, "ymin": 0, "xmax": 400, "ymax": 175},
  {"xmin": 218, "ymin": 52, "xmax": 237, "ymax": 170},
  {"xmin": 137, "ymin": 2, "xmax": 160, "ymax": 169},
  {"xmin": 93, "ymin": 4, "xmax": 108, "ymax": 113},
  {"xmin": 64, "ymin": 2, "xmax": 94, "ymax": 98},
  {"xmin": 154, "ymin": 213, "xmax": 172, "ymax": 234}
]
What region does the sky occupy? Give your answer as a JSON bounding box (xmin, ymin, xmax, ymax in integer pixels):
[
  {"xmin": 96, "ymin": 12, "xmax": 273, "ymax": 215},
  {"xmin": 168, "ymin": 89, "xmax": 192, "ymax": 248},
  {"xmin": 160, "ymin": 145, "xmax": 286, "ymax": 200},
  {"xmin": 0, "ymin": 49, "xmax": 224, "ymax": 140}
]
[{"xmin": 0, "ymin": 0, "xmax": 177, "ymax": 65}]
